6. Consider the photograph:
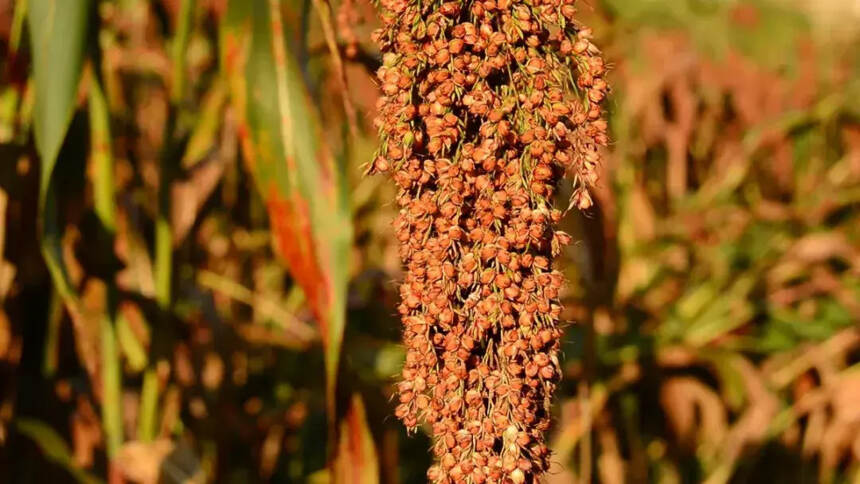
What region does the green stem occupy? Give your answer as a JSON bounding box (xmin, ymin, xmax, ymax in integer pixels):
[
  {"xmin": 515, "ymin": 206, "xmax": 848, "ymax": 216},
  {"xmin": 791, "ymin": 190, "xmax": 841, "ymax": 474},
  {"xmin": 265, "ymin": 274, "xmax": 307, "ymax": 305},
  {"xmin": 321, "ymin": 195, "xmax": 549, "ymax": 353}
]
[
  {"xmin": 154, "ymin": 216, "xmax": 172, "ymax": 309},
  {"xmin": 89, "ymin": 74, "xmax": 123, "ymax": 458},
  {"xmin": 148, "ymin": 0, "xmax": 195, "ymax": 441},
  {"xmin": 138, "ymin": 369, "xmax": 159, "ymax": 442},
  {"xmin": 155, "ymin": 0, "xmax": 194, "ymax": 310},
  {"xmin": 117, "ymin": 314, "xmax": 148, "ymax": 372},
  {"xmin": 0, "ymin": 89, "xmax": 19, "ymax": 143},
  {"xmin": 10, "ymin": 0, "xmax": 27, "ymax": 53},
  {"xmin": 89, "ymin": 74, "xmax": 116, "ymax": 232},
  {"xmin": 170, "ymin": 0, "xmax": 194, "ymax": 104},
  {"xmin": 101, "ymin": 312, "xmax": 122, "ymax": 457}
]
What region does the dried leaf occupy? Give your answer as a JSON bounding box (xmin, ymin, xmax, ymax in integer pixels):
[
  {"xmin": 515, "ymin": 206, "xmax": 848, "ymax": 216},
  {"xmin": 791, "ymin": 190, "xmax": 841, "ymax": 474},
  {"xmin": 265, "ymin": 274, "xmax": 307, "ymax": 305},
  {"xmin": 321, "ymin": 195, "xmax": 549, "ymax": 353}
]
[
  {"xmin": 597, "ymin": 426, "xmax": 625, "ymax": 484},
  {"xmin": 171, "ymin": 156, "xmax": 225, "ymax": 244},
  {"xmin": 71, "ymin": 397, "xmax": 103, "ymax": 468},
  {"xmin": 334, "ymin": 394, "xmax": 379, "ymax": 484},
  {"xmin": 660, "ymin": 377, "xmax": 727, "ymax": 448},
  {"xmin": 116, "ymin": 439, "xmax": 175, "ymax": 484},
  {"xmin": 260, "ymin": 424, "xmax": 285, "ymax": 479}
]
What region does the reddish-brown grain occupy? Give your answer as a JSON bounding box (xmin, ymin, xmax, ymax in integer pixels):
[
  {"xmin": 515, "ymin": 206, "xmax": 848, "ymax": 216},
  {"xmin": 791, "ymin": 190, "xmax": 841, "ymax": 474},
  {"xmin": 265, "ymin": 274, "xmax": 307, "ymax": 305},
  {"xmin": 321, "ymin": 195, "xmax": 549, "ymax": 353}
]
[{"xmin": 369, "ymin": 0, "xmax": 608, "ymax": 481}]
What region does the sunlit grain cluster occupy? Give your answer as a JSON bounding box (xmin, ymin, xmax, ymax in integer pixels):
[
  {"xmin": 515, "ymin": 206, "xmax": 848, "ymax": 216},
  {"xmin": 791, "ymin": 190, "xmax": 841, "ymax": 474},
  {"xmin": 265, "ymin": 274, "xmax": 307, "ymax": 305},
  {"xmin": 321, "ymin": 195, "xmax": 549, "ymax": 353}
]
[{"xmin": 370, "ymin": 0, "xmax": 608, "ymax": 481}]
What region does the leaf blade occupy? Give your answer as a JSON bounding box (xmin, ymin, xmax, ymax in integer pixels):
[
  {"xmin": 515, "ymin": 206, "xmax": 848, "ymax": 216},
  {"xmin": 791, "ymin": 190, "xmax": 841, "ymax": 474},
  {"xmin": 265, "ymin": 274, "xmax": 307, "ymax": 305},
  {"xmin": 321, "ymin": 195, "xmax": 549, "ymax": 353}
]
[
  {"xmin": 29, "ymin": 0, "xmax": 91, "ymax": 309},
  {"xmin": 16, "ymin": 418, "xmax": 104, "ymax": 484},
  {"xmin": 334, "ymin": 394, "xmax": 380, "ymax": 484},
  {"xmin": 28, "ymin": 0, "xmax": 90, "ymax": 193},
  {"xmin": 220, "ymin": 0, "xmax": 352, "ymax": 409}
]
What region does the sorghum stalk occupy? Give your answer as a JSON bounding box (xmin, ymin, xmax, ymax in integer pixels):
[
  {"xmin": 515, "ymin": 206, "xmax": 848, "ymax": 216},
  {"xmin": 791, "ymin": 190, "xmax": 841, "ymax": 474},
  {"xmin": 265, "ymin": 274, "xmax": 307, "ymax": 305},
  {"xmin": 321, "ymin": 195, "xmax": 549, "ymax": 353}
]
[{"xmin": 369, "ymin": 0, "xmax": 608, "ymax": 481}]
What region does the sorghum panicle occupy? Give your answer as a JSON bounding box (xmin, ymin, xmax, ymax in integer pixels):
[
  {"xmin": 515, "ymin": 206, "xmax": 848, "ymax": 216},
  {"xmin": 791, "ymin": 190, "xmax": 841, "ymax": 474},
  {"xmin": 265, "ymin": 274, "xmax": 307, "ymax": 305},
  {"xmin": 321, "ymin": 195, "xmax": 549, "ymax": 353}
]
[{"xmin": 369, "ymin": 0, "xmax": 608, "ymax": 481}]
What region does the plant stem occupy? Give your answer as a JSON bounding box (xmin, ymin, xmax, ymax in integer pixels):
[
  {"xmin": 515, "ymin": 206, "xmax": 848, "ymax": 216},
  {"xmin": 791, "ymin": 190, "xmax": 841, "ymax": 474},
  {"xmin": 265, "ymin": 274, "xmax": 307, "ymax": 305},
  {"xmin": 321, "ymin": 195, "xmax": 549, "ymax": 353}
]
[
  {"xmin": 101, "ymin": 313, "xmax": 123, "ymax": 456},
  {"xmin": 9, "ymin": 0, "xmax": 27, "ymax": 53},
  {"xmin": 138, "ymin": 369, "xmax": 159, "ymax": 442},
  {"xmin": 171, "ymin": 0, "xmax": 194, "ymax": 105},
  {"xmin": 89, "ymin": 73, "xmax": 123, "ymax": 458},
  {"xmin": 148, "ymin": 0, "xmax": 195, "ymax": 442}
]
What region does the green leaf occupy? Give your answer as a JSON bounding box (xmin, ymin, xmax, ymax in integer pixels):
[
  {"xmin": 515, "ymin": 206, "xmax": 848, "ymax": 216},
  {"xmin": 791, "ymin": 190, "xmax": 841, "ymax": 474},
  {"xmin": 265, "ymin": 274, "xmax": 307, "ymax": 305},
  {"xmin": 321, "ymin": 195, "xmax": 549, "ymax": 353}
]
[
  {"xmin": 89, "ymin": 75, "xmax": 124, "ymax": 459},
  {"xmin": 89, "ymin": 75, "xmax": 116, "ymax": 233},
  {"xmin": 28, "ymin": 0, "xmax": 90, "ymax": 194},
  {"xmin": 181, "ymin": 78, "xmax": 228, "ymax": 169},
  {"xmin": 221, "ymin": 0, "xmax": 352, "ymax": 411},
  {"xmin": 10, "ymin": 0, "xmax": 27, "ymax": 53},
  {"xmin": 16, "ymin": 418, "xmax": 104, "ymax": 484},
  {"xmin": 28, "ymin": 0, "xmax": 91, "ymax": 301},
  {"xmin": 703, "ymin": 352, "xmax": 747, "ymax": 411},
  {"xmin": 170, "ymin": 0, "xmax": 195, "ymax": 103},
  {"xmin": 682, "ymin": 276, "xmax": 756, "ymax": 347}
]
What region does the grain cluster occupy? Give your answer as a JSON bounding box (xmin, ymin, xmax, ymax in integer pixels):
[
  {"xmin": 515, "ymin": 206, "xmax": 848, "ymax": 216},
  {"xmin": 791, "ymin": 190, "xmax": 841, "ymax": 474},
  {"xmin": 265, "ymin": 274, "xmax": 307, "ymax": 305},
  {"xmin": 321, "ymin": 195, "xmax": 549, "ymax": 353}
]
[{"xmin": 369, "ymin": 0, "xmax": 608, "ymax": 481}]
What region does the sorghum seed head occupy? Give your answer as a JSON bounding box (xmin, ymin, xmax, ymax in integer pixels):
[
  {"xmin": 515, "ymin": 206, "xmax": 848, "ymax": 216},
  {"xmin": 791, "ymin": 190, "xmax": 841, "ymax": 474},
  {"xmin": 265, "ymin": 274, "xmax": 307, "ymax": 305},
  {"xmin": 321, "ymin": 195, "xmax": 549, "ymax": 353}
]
[{"xmin": 371, "ymin": 0, "xmax": 608, "ymax": 480}]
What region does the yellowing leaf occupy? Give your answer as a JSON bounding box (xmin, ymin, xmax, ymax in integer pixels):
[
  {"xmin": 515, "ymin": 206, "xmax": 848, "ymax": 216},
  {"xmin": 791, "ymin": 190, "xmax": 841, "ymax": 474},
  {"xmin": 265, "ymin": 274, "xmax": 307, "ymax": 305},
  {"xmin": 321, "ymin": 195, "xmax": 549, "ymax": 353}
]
[{"xmin": 220, "ymin": 0, "xmax": 352, "ymax": 412}]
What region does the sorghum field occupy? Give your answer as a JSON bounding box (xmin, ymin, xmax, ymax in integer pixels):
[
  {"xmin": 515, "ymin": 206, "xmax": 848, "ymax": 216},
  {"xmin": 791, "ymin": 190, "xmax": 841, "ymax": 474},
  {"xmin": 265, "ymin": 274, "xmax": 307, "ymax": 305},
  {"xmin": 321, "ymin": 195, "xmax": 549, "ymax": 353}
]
[{"xmin": 0, "ymin": 0, "xmax": 859, "ymax": 483}]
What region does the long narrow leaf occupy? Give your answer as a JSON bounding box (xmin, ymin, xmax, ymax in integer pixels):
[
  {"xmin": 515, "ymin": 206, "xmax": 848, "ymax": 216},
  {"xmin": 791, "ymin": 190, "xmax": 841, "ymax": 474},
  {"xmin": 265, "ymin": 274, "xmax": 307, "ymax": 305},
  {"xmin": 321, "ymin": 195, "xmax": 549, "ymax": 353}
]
[
  {"xmin": 28, "ymin": 0, "xmax": 92, "ymax": 301},
  {"xmin": 28, "ymin": 0, "xmax": 99, "ymax": 393},
  {"xmin": 220, "ymin": 0, "xmax": 352, "ymax": 411},
  {"xmin": 89, "ymin": 75, "xmax": 124, "ymax": 459},
  {"xmin": 334, "ymin": 394, "xmax": 380, "ymax": 484},
  {"xmin": 28, "ymin": 0, "xmax": 90, "ymax": 174},
  {"xmin": 16, "ymin": 419, "xmax": 104, "ymax": 484}
]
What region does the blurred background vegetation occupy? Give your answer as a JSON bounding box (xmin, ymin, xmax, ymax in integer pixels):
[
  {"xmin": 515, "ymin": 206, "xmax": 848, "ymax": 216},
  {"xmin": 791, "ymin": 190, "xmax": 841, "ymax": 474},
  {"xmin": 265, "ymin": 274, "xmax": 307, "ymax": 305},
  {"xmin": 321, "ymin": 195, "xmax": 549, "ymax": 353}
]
[{"xmin": 0, "ymin": 0, "xmax": 859, "ymax": 482}]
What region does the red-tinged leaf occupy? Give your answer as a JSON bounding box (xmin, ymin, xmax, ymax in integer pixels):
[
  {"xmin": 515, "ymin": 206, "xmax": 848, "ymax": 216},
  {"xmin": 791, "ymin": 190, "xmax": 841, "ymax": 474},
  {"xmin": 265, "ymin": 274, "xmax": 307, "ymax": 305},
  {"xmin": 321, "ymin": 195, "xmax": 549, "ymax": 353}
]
[
  {"xmin": 220, "ymin": 0, "xmax": 352, "ymax": 411},
  {"xmin": 334, "ymin": 394, "xmax": 380, "ymax": 484}
]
